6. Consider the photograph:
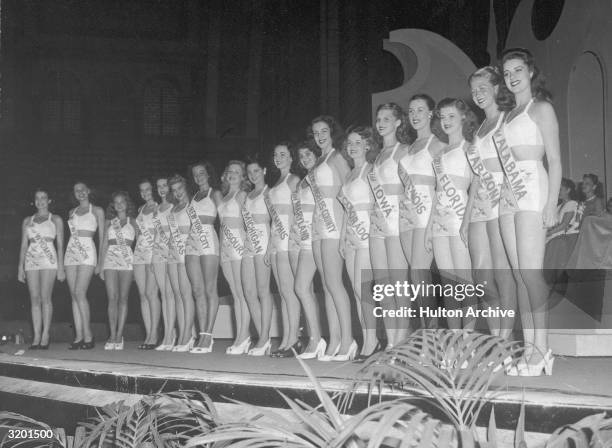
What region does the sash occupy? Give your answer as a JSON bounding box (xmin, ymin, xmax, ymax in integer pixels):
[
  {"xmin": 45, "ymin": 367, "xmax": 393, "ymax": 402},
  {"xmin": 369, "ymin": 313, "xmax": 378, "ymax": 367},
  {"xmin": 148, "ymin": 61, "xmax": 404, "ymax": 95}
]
[
  {"xmin": 186, "ymin": 204, "xmax": 211, "ymax": 250},
  {"xmin": 111, "ymin": 218, "xmax": 131, "ymax": 266},
  {"xmin": 221, "ymin": 223, "xmax": 245, "ymax": 256},
  {"xmin": 152, "ymin": 208, "xmax": 170, "ymax": 247},
  {"xmin": 398, "ymin": 163, "xmax": 428, "ymax": 216},
  {"xmin": 135, "ymin": 215, "xmax": 155, "ymax": 247},
  {"xmin": 264, "ymin": 192, "xmax": 289, "ymax": 240},
  {"xmin": 307, "ymin": 171, "xmax": 337, "ymax": 234},
  {"xmin": 367, "ymin": 169, "xmax": 395, "ymax": 223},
  {"xmin": 68, "ymin": 215, "xmax": 89, "ymax": 261},
  {"xmin": 466, "ymin": 142, "xmax": 501, "ymax": 207},
  {"xmin": 242, "ymin": 205, "xmax": 264, "ymax": 254},
  {"xmin": 29, "ymin": 221, "xmax": 56, "ymax": 265},
  {"xmin": 492, "ymin": 130, "xmax": 528, "ymax": 207},
  {"xmin": 432, "ymin": 154, "xmax": 466, "ymax": 219},
  {"xmin": 167, "ymin": 212, "xmax": 185, "ymax": 256},
  {"xmin": 291, "ymin": 190, "xmax": 309, "ymax": 242},
  {"xmin": 337, "ymin": 190, "xmax": 368, "ymax": 241}
]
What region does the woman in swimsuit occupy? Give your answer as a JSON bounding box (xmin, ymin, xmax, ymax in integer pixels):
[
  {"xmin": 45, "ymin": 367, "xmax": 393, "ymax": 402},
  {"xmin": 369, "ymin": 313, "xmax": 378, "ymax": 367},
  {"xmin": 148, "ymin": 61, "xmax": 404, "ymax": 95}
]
[
  {"xmin": 185, "ymin": 161, "xmax": 223, "ymax": 354},
  {"xmin": 499, "ymin": 48, "xmax": 561, "ymax": 376},
  {"xmin": 99, "ymin": 191, "xmax": 137, "ymax": 350},
  {"xmin": 18, "ymin": 189, "xmax": 65, "ymax": 349},
  {"xmin": 65, "ymin": 182, "xmax": 105, "ymax": 350}
]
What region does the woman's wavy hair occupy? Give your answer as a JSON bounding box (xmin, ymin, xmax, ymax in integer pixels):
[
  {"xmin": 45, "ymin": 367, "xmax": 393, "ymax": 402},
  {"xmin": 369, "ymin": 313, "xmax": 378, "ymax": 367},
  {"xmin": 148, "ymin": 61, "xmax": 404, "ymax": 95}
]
[
  {"xmin": 560, "ymin": 178, "xmax": 577, "ymax": 202},
  {"xmin": 30, "ymin": 188, "xmax": 55, "ymax": 212},
  {"xmin": 501, "ymin": 47, "xmax": 552, "ymax": 102},
  {"xmin": 167, "ymin": 174, "xmax": 191, "ymax": 205},
  {"xmin": 187, "ymin": 160, "xmax": 219, "ymax": 196},
  {"xmin": 308, "ymin": 115, "xmax": 345, "ymax": 150},
  {"xmin": 375, "ymin": 102, "xmax": 412, "ymax": 144},
  {"xmin": 244, "ymin": 153, "xmax": 270, "ymax": 188},
  {"xmin": 136, "ymin": 178, "xmax": 156, "ymax": 203},
  {"xmin": 583, "ymin": 173, "xmax": 604, "ymax": 198},
  {"xmin": 294, "ymin": 139, "xmax": 320, "ymax": 177},
  {"xmin": 70, "ymin": 181, "xmax": 96, "ymax": 207},
  {"xmin": 153, "ymin": 175, "xmax": 171, "ymax": 202},
  {"xmin": 469, "ymin": 66, "xmax": 515, "ymax": 112},
  {"xmin": 106, "ymin": 191, "xmax": 137, "ymax": 220},
  {"xmin": 220, "ymin": 160, "xmax": 249, "ymax": 196},
  {"xmin": 407, "ymin": 94, "xmax": 444, "ymax": 142},
  {"xmin": 344, "ymin": 125, "xmax": 380, "ymax": 165},
  {"xmin": 435, "ymin": 98, "xmax": 479, "ymax": 142}
]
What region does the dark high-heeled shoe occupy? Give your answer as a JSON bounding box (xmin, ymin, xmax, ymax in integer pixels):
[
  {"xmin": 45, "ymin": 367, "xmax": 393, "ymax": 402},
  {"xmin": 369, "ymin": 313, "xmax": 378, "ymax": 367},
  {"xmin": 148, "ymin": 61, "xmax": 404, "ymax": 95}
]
[
  {"xmin": 276, "ymin": 341, "xmax": 304, "ymax": 358},
  {"xmin": 39, "ymin": 344, "xmax": 49, "ymax": 350},
  {"xmin": 353, "ymin": 341, "xmax": 383, "ymax": 363},
  {"xmin": 68, "ymin": 340, "xmax": 83, "ymax": 350},
  {"xmin": 29, "ymin": 344, "xmax": 40, "ymax": 350},
  {"xmin": 80, "ymin": 340, "xmax": 95, "ymax": 350}
]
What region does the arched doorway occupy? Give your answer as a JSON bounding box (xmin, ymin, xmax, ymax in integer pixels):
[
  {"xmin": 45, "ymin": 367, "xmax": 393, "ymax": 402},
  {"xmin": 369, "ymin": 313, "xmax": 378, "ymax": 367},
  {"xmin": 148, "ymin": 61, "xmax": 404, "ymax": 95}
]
[{"xmin": 567, "ymin": 52, "xmax": 606, "ymax": 197}]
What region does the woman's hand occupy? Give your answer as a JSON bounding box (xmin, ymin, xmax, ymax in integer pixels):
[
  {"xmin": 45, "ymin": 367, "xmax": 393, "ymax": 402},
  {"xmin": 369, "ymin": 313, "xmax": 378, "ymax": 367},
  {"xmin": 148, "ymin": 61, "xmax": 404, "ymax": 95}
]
[
  {"xmin": 459, "ymin": 221, "xmax": 469, "ymax": 248},
  {"xmin": 17, "ymin": 266, "xmax": 25, "ymax": 283},
  {"xmin": 57, "ymin": 268, "xmax": 66, "ymax": 282},
  {"xmin": 338, "ymin": 240, "xmax": 346, "ymax": 259},
  {"xmin": 263, "ymin": 252, "xmax": 271, "ymax": 267},
  {"xmin": 424, "ymin": 226, "xmax": 433, "ymax": 253}
]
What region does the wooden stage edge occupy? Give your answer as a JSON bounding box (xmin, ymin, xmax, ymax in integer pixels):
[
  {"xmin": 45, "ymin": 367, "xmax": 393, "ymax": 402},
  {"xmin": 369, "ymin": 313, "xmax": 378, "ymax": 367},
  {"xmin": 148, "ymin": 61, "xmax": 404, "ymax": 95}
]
[{"xmin": 1, "ymin": 346, "xmax": 612, "ymax": 434}]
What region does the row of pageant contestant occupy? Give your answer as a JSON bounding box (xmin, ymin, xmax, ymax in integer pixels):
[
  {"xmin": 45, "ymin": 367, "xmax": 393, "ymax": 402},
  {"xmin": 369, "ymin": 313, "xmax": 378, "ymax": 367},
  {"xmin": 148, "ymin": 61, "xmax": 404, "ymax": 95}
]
[{"xmin": 18, "ymin": 48, "xmax": 561, "ymax": 375}]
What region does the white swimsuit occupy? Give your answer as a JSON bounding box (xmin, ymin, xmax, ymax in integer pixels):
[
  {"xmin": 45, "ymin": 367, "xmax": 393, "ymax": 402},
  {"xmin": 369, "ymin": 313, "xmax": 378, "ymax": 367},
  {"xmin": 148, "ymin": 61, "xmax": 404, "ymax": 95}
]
[{"xmin": 25, "ymin": 214, "xmax": 58, "ymax": 271}]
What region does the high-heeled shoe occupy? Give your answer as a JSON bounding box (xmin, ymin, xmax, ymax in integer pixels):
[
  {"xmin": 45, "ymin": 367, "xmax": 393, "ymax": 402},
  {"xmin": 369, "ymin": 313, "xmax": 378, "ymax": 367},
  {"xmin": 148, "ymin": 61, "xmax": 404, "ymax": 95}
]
[
  {"xmin": 80, "ymin": 340, "xmax": 95, "ymax": 350},
  {"xmin": 114, "ymin": 338, "xmax": 124, "ymax": 350},
  {"xmin": 39, "ymin": 343, "xmax": 49, "ymax": 350},
  {"xmin": 68, "ymin": 340, "xmax": 83, "ymax": 350},
  {"xmin": 516, "ymin": 349, "xmax": 554, "ymax": 377},
  {"xmin": 276, "ymin": 340, "xmax": 304, "ymax": 358},
  {"xmin": 29, "ymin": 344, "xmax": 40, "ymax": 350},
  {"xmin": 172, "ymin": 336, "xmax": 195, "ymax": 352},
  {"xmin": 317, "ymin": 343, "xmax": 340, "ymax": 361},
  {"xmin": 104, "ymin": 341, "xmax": 115, "ymax": 351},
  {"xmin": 297, "ymin": 338, "xmax": 327, "ymax": 359},
  {"xmin": 354, "ymin": 341, "xmax": 383, "ymax": 362},
  {"xmin": 248, "ymin": 339, "xmax": 271, "ymax": 356},
  {"xmin": 190, "ymin": 332, "xmax": 214, "ymax": 354},
  {"xmin": 155, "ymin": 333, "xmax": 177, "ymax": 351},
  {"xmin": 330, "ymin": 340, "xmax": 358, "ymax": 362},
  {"xmin": 226, "ymin": 337, "xmax": 251, "ymax": 355}
]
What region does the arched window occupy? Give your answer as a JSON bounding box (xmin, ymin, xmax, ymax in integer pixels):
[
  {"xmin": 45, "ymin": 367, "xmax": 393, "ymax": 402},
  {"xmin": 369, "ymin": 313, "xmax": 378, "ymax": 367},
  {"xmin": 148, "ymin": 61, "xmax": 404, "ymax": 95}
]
[
  {"xmin": 41, "ymin": 71, "xmax": 82, "ymax": 133},
  {"xmin": 143, "ymin": 78, "xmax": 180, "ymax": 136},
  {"xmin": 97, "ymin": 74, "xmax": 133, "ymax": 135}
]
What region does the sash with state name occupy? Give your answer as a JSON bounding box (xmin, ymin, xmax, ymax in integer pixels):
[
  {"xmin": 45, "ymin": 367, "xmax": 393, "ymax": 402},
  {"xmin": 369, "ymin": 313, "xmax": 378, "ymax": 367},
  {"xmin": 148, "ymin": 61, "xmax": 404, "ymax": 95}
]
[
  {"xmin": 186, "ymin": 204, "xmax": 211, "ymax": 250},
  {"xmin": 432, "ymin": 154, "xmax": 467, "ymax": 219},
  {"xmin": 241, "ymin": 204, "xmax": 264, "ymax": 255},
  {"xmin": 167, "ymin": 212, "xmax": 185, "ymax": 256},
  {"xmin": 135, "ymin": 214, "xmax": 155, "ymax": 248},
  {"xmin": 337, "ymin": 189, "xmax": 368, "ymax": 241},
  {"xmin": 29, "ymin": 219, "xmax": 56, "ymax": 265},
  {"xmin": 367, "ymin": 169, "xmax": 395, "ymax": 229},
  {"xmin": 466, "ymin": 141, "xmax": 502, "ymax": 207},
  {"xmin": 291, "ymin": 188, "xmax": 309, "ymax": 242},
  {"xmin": 492, "ymin": 130, "xmax": 528, "ymax": 209},
  {"xmin": 264, "ymin": 191, "xmax": 288, "ymax": 240},
  {"xmin": 68, "ymin": 214, "xmax": 89, "ymax": 261},
  {"xmin": 111, "ymin": 218, "xmax": 131, "ymax": 266},
  {"xmin": 307, "ymin": 171, "xmax": 337, "ymax": 234}
]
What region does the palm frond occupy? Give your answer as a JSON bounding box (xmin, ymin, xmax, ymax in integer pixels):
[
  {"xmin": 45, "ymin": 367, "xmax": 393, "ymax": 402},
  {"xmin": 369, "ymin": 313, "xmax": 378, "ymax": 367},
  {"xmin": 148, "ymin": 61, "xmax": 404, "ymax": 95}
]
[
  {"xmin": 545, "ymin": 413, "xmax": 612, "ymax": 448},
  {"xmin": 0, "ymin": 411, "xmax": 65, "ymax": 447}
]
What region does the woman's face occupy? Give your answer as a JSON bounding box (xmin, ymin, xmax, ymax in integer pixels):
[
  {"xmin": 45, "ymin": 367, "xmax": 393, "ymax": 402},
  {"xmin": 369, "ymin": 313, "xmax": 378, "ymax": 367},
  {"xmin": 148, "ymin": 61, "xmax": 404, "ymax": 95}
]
[
  {"xmin": 113, "ymin": 195, "xmax": 127, "ymax": 214},
  {"xmin": 34, "ymin": 191, "xmax": 50, "ymax": 211},
  {"xmin": 503, "ymin": 58, "xmax": 531, "ymax": 95},
  {"xmin": 582, "ymin": 177, "xmax": 595, "ymax": 195},
  {"xmin": 408, "ymin": 99, "xmax": 431, "ymax": 131},
  {"xmin": 156, "ymin": 179, "xmax": 169, "ymax": 199},
  {"xmin": 171, "ymin": 181, "xmax": 187, "ymax": 202},
  {"xmin": 312, "ymin": 121, "xmax": 332, "ymax": 151},
  {"xmin": 273, "ymin": 145, "xmax": 292, "ymax": 171},
  {"xmin": 139, "ymin": 182, "xmax": 153, "ymax": 202},
  {"xmin": 470, "ymin": 76, "xmax": 498, "ymax": 110},
  {"xmin": 439, "ymin": 105, "xmax": 463, "ymax": 136},
  {"xmin": 247, "ymin": 163, "xmax": 265, "ymax": 186},
  {"xmin": 298, "ymin": 147, "xmax": 317, "ymax": 170},
  {"xmin": 376, "ymin": 108, "xmax": 400, "ymax": 138},
  {"xmin": 225, "ymin": 163, "xmax": 243, "ymax": 187},
  {"xmin": 346, "ymin": 132, "xmax": 368, "ymax": 160},
  {"xmin": 559, "ymin": 185, "xmax": 569, "ymax": 201},
  {"xmin": 73, "ymin": 183, "xmax": 89, "ymax": 202},
  {"xmin": 192, "ymin": 165, "xmax": 209, "ymax": 187}
]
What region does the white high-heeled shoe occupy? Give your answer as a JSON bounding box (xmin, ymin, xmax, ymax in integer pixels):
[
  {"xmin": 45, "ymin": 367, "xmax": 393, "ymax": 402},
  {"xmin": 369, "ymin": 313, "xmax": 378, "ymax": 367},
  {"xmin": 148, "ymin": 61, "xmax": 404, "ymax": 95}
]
[
  {"xmin": 172, "ymin": 336, "xmax": 195, "ymax": 353},
  {"xmin": 226, "ymin": 337, "xmax": 251, "ymax": 355},
  {"xmin": 330, "ymin": 340, "xmax": 358, "ymax": 362},
  {"xmin": 114, "ymin": 337, "xmax": 124, "ymax": 350},
  {"xmin": 317, "ymin": 343, "xmax": 340, "ymax": 361},
  {"xmin": 155, "ymin": 332, "xmax": 177, "ymax": 351},
  {"xmin": 248, "ymin": 339, "xmax": 271, "ymax": 356},
  {"xmin": 518, "ymin": 349, "xmax": 554, "ymax": 377},
  {"xmin": 104, "ymin": 341, "xmax": 115, "ymax": 351},
  {"xmin": 190, "ymin": 332, "xmax": 214, "ymax": 354},
  {"xmin": 297, "ymin": 338, "xmax": 327, "ymax": 360}
]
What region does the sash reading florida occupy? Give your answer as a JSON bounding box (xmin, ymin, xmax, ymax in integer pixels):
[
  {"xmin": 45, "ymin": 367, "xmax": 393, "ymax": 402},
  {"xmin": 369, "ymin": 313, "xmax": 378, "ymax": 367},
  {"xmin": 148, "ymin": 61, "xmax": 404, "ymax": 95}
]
[{"xmin": 432, "ymin": 155, "xmax": 466, "ymax": 218}]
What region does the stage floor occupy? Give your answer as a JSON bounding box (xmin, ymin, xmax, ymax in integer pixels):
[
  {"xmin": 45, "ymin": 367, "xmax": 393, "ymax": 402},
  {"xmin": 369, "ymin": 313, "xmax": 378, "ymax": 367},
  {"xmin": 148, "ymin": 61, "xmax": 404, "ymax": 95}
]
[{"xmin": 1, "ymin": 340, "xmax": 612, "ymax": 433}]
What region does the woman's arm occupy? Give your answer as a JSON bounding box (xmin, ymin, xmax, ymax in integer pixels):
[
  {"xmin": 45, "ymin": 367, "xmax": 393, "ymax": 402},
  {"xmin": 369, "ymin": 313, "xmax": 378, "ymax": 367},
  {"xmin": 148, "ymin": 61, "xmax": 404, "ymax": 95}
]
[
  {"xmin": 53, "ymin": 216, "xmax": 66, "ymax": 281},
  {"xmin": 460, "ymin": 176, "xmax": 479, "ymax": 247},
  {"xmin": 17, "ymin": 218, "xmax": 29, "ymax": 283},
  {"xmin": 98, "ymin": 220, "xmax": 110, "ymax": 278},
  {"xmin": 533, "ymin": 101, "xmax": 561, "ymax": 228},
  {"xmin": 94, "ymin": 206, "xmax": 106, "ymax": 269}
]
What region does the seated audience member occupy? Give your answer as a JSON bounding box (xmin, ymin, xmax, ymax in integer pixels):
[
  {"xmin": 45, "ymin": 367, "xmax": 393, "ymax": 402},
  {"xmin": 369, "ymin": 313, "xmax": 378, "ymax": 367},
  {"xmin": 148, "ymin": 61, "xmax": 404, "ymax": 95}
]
[{"xmin": 577, "ymin": 174, "xmax": 604, "ymax": 221}]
